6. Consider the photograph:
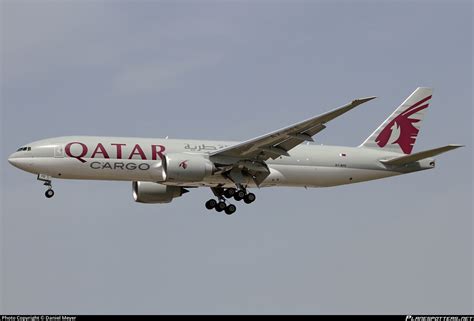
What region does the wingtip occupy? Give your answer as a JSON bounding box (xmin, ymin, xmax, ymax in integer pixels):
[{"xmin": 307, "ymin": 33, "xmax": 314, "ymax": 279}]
[
  {"xmin": 448, "ymin": 144, "xmax": 465, "ymax": 148},
  {"xmin": 353, "ymin": 96, "xmax": 377, "ymax": 104}
]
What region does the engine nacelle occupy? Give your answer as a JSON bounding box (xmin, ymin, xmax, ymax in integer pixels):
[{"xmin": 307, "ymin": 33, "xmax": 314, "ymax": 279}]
[
  {"xmin": 132, "ymin": 181, "xmax": 186, "ymax": 204},
  {"xmin": 163, "ymin": 153, "xmax": 214, "ymax": 182}
]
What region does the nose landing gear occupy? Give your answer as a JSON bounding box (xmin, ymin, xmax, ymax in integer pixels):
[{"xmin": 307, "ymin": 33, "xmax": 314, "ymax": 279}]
[
  {"xmin": 45, "ymin": 188, "xmax": 55, "ymax": 198},
  {"xmin": 37, "ymin": 174, "xmax": 54, "ymax": 199}
]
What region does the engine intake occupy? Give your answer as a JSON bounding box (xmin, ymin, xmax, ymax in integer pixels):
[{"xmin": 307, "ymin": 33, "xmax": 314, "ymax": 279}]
[{"xmin": 132, "ymin": 181, "xmax": 187, "ymax": 204}]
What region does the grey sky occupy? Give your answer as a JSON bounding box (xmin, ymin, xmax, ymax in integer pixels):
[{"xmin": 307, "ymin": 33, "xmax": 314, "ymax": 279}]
[{"xmin": 1, "ymin": 0, "xmax": 472, "ymax": 314}]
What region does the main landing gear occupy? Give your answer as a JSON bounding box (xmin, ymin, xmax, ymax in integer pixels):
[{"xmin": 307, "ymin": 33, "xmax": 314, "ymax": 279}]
[
  {"xmin": 205, "ymin": 199, "xmax": 236, "ymax": 215},
  {"xmin": 205, "ymin": 187, "xmax": 256, "ymax": 215},
  {"xmin": 37, "ymin": 174, "xmax": 54, "ymax": 199}
]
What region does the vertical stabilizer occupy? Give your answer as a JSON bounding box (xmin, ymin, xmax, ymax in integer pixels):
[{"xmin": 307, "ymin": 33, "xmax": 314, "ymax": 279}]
[{"xmin": 359, "ymin": 87, "xmax": 432, "ymax": 154}]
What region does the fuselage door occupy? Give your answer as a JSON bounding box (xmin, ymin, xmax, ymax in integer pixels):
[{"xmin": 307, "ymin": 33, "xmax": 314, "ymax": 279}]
[{"xmin": 54, "ymin": 144, "xmax": 65, "ymax": 158}]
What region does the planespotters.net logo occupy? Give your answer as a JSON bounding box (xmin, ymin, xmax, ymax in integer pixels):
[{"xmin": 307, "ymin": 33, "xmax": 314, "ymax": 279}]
[{"xmin": 406, "ymin": 316, "xmax": 474, "ymax": 321}]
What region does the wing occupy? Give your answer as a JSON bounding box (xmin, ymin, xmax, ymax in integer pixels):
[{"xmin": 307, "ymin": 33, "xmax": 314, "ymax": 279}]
[{"xmin": 210, "ymin": 96, "xmax": 376, "ymax": 162}]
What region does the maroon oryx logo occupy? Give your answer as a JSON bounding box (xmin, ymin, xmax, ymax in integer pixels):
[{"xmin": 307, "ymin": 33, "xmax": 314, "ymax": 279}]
[
  {"xmin": 375, "ymin": 95, "xmax": 431, "ymax": 154},
  {"xmin": 179, "ymin": 160, "xmax": 188, "ymax": 169}
]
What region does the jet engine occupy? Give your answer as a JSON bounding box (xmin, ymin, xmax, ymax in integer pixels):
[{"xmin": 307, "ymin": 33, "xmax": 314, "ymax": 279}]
[
  {"xmin": 163, "ymin": 153, "xmax": 215, "ymax": 182},
  {"xmin": 132, "ymin": 181, "xmax": 188, "ymax": 204}
]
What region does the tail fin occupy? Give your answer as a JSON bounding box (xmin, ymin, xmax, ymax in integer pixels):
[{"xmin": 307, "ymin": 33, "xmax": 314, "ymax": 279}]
[{"xmin": 359, "ymin": 87, "xmax": 432, "ymax": 154}]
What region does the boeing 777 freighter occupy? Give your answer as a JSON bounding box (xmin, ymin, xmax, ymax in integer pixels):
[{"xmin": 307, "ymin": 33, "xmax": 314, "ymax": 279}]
[{"xmin": 8, "ymin": 88, "xmax": 462, "ymax": 214}]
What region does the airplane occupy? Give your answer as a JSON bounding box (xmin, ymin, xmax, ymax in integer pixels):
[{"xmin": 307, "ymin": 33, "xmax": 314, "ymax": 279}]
[{"xmin": 8, "ymin": 87, "xmax": 463, "ymax": 215}]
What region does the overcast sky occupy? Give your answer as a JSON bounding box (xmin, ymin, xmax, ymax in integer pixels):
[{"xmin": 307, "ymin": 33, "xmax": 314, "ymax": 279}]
[{"xmin": 1, "ymin": 0, "xmax": 472, "ymax": 314}]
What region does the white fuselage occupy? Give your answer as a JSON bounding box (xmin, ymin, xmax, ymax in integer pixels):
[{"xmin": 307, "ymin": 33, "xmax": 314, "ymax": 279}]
[{"xmin": 7, "ymin": 136, "xmax": 434, "ymax": 189}]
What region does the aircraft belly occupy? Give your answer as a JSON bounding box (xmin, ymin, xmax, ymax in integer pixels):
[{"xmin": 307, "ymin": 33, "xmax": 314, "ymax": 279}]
[
  {"xmin": 264, "ymin": 165, "xmax": 399, "ymax": 187},
  {"xmin": 165, "ymin": 166, "xmax": 399, "ymax": 188}
]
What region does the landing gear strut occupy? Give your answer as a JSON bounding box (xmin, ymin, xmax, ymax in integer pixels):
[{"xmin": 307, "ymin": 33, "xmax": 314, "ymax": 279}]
[
  {"xmin": 204, "ymin": 186, "xmax": 256, "ymax": 215},
  {"xmin": 37, "ymin": 174, "xmax": 54, "ymax": 199}
]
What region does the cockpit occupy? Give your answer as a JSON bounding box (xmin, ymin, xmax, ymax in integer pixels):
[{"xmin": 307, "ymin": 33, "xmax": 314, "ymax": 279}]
[{"xmin": 16, "ymin": 146, "xmax": 32, "ymax": 152}]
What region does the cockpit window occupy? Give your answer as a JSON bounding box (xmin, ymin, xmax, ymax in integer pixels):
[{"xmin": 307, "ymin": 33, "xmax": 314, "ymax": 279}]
[{"xmin": 16, "ymin": 147, "xmax": 31, "ymax": 152}]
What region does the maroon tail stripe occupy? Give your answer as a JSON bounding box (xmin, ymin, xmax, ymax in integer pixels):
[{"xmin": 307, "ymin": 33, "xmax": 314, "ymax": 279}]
[{"xmin": 409, "ymin": 95, "xmax": 432, "ymax": 109}]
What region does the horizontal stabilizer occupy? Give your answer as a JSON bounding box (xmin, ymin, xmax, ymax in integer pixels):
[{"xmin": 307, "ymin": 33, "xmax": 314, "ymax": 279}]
[{"xmin": 380, "ymin": 144, "xmax": 464, "ymax": 166}]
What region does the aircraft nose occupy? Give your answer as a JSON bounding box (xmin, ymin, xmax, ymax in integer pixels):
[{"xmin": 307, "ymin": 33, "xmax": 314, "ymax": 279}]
[
  {"xmin": 8, "ymin": 153, "xmax": 18, "ymax": 166},
  {"xmin": 8, "ymin": 152, "xmax": 34, "ymax": 172}
]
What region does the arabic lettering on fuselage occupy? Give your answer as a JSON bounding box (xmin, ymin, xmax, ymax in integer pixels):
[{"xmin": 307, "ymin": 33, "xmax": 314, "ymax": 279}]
[{"xmin": 184, "ymin": 143, "xmax": 228, "ymax": 152}]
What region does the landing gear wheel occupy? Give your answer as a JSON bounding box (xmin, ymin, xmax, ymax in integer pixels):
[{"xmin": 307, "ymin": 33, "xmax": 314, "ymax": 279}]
[
  {"xmin": 205, "ymin": 199, "xmax": 217, "ymax": 210},
  {"xmin": 215, "ymin": 201, "xmax": 226, "ymax": 212},
  {"xmin": 224, "ymin": 188, "xmax": 236, "ymax": 198},
  {"xmin": 225, "ymin": 204, "xmax": 237, "ymax": 215},
  {"xmin": 244, "ymin": 193, "xmax": 256, "ymax": 204},
  {"xmin": 45, "ymin": 189, "xmax": 55, "ymax": 198},
  {"xmin": 234, "ymin": 190, "xmax": 246, "ymax": 201}
]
